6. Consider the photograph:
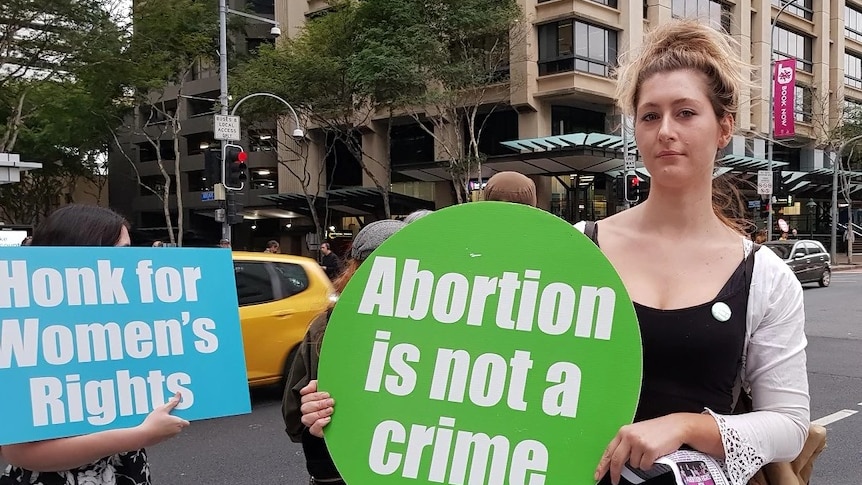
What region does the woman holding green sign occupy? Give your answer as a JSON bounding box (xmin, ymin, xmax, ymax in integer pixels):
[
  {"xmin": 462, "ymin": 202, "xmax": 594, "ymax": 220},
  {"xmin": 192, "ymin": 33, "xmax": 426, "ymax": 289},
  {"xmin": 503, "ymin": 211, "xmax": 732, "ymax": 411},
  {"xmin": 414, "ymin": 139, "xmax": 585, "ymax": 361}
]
[
  {"xmin": 298, "ymin": 19, "xmax": 810, "ymax": 485},
  {"xmin": 0, "ymin": 205, "xmax": 190, "ymax": 485}
]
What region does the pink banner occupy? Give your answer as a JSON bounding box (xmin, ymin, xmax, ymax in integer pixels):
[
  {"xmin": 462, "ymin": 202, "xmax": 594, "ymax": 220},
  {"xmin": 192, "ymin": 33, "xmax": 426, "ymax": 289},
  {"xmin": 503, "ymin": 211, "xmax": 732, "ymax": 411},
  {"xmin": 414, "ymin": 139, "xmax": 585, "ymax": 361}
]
[{"xmin": 773, "ymin": 59, "xmax": 796, "ymax": 138}]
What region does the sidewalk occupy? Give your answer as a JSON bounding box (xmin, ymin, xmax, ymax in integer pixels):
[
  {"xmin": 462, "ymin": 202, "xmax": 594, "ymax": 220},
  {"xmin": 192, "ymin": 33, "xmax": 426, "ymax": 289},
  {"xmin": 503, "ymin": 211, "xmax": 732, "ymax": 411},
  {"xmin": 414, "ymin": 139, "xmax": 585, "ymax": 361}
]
[{"xmin": 832, "ymin": 253, "xmax": 862, "ymax": 272}]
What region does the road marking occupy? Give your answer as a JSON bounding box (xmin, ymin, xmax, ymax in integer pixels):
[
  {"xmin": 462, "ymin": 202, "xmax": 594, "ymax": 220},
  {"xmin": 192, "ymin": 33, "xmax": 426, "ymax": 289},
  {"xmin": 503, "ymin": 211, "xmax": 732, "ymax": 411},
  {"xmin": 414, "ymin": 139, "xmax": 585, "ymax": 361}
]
[{"xmin": 812, "ymin": 409, "xmax": 858, "ymax": 426}]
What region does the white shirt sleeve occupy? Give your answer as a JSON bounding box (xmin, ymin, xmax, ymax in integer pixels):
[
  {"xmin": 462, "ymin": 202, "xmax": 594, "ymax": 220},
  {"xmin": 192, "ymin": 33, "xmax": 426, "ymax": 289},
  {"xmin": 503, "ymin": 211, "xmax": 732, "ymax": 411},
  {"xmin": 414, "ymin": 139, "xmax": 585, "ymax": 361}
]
[{"xmin": 709, "ymin": 246, "xmax": 810, "ymax": 485}]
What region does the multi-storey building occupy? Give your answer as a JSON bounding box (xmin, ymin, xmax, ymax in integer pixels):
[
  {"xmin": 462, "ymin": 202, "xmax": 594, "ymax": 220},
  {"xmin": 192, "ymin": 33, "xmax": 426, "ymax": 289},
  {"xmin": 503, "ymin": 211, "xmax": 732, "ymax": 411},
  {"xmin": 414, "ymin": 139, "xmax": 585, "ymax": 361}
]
[
  {"xmin": 264, "ymin": 0, "xmax": 861, "ymax": 252},
  {"xmin": 108, "ymin": 0, "xmax": 295, "ymax": 249},
  {"xmin": 111, "ymin": 0, "xmax": 862, "ymax": 250}
]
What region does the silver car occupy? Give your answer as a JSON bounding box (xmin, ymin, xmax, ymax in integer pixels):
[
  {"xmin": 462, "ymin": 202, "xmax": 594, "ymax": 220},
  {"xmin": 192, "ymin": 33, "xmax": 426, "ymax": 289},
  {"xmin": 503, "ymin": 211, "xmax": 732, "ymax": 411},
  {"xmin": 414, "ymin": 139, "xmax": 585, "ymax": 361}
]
[{"xmin": 763, "ymin": 239, "xmax": 831, "ymax": 287}]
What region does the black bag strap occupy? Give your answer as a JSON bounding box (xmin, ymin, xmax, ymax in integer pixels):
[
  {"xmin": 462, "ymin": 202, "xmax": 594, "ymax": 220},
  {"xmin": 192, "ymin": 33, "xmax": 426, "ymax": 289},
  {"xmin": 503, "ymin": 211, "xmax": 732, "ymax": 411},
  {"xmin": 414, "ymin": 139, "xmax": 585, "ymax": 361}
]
[
  {"xmin": 584, "ymin": 221, "xmax": 599, "ymax": 246},
  {"xmin": 744, "ymin": 242, "xmax": 761, "ymax": 293},
  {"xmin": 733, "ymin": 241, "xmax": 761, "ymax": 414}
]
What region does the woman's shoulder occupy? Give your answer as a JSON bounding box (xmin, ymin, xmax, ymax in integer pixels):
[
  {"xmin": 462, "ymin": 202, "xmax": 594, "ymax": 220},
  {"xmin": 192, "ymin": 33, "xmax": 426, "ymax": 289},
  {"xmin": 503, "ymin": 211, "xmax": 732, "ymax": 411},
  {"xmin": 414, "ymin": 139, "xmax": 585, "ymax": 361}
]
[{"xmin": 752, "ymin": 244, "xmax": 795, "ymax": 277}]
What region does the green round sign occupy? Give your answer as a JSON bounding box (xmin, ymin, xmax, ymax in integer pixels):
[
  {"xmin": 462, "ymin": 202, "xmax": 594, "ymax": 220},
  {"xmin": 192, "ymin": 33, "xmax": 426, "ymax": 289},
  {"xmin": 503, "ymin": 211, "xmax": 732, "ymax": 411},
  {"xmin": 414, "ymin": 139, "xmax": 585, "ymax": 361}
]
[{"xmin": 318, "ymin": 202, "xmax": 642, "ymax": 484}]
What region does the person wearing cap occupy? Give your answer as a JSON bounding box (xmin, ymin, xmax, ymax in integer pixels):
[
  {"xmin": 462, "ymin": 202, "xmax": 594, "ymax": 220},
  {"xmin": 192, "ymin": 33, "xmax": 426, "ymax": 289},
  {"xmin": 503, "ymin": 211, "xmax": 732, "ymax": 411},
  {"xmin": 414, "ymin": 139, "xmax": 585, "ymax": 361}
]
[
  {"xmin": 281, "ymin": 219, "xmax": 406, "ymax": 485},
  {"xmin": 483, "ymin": 171, "xmax": 537, "ymax": 207},
  {"xmin": 218, "ymin": 238, "xmax": 231, "ymax": 249}
]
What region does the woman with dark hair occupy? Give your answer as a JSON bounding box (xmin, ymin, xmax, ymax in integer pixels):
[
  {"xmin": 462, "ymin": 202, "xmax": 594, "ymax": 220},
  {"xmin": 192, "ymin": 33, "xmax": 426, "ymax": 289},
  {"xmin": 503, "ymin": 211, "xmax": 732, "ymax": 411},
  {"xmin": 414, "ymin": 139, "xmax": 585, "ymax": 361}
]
[
  {"xmin": 1, "ymin": 205, "xmax": 189, "ymax": 485},
  {"xmin": 29, "ymin": 205, "xmax": 132, "ymax": 247}
]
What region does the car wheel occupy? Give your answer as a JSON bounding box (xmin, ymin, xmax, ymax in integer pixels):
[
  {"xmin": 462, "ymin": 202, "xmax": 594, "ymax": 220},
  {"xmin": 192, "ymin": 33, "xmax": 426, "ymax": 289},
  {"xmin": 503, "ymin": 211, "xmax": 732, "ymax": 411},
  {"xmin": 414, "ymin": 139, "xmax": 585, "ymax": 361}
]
[{"xmin": 819, "ymin": 269, "xmax": 831, "ymax": 287}]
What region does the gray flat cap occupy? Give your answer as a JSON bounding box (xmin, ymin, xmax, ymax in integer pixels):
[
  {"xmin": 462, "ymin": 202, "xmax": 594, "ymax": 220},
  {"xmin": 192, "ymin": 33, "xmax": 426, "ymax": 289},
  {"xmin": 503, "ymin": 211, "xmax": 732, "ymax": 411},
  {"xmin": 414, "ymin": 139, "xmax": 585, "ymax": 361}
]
[{"xmin": 350, "ymin": 219, "xmax": 406, "ymax": 261}]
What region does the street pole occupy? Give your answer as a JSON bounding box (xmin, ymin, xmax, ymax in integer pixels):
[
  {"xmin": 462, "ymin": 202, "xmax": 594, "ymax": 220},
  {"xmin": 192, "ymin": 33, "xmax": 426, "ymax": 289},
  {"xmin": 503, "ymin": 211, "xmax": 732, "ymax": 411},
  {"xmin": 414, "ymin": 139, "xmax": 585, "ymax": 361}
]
[
  {"xmin": 831, "ymin": 150, "xmax": 839, "ymax": 262},
  {"xmin": 218, "ymin": 0, "xmax": 231, "ymax": 243},
  {"xmin": 767, "ymin": 0, "xmax": 801, "ymax": 242}
]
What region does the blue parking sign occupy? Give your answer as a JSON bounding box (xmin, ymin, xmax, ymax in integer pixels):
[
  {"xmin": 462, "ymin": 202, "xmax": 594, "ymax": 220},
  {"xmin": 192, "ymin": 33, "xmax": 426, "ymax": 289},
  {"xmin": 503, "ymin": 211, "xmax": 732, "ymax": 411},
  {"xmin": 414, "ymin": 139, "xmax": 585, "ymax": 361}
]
[{"xmin": 0, "ymin": 247, "xmax": 251, "ymax": 445}]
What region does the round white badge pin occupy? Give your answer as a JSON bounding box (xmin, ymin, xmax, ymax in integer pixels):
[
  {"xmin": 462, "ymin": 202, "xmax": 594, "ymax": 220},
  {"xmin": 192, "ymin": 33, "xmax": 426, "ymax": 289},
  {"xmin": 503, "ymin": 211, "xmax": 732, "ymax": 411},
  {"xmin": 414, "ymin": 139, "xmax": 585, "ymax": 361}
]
[{"xmin": 711, "ymin": 302, "xmax": 732, "ymax": 322}]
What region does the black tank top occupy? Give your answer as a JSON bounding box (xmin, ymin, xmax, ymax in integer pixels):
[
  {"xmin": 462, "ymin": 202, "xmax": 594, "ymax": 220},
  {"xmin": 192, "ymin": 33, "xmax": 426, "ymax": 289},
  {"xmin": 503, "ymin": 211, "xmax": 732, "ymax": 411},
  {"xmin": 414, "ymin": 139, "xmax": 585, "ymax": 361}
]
[{"xmin": 586, "ymin": 222, "xmax": 749, "ymax": 420}]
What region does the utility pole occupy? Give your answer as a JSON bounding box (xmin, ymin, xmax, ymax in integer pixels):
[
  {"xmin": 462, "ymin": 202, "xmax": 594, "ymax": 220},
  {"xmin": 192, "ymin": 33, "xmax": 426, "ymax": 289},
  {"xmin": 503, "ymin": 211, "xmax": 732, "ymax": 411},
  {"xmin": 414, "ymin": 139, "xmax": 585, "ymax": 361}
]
[{"xmin": 218, "ymin": 0, "xmax": 231, "ymax": 243}]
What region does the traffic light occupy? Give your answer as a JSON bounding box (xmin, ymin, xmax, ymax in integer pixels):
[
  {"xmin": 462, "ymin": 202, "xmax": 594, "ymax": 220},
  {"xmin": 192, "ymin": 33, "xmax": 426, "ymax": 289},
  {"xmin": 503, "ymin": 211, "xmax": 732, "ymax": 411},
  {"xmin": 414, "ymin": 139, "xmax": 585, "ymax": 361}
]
[
  {"xmin": 760, "ymin": 201, "xmax": 771, "ymax": 219},
  {"xmin": 203, "ymin": 148, "xmax": 221, "ymax": 188},
  {"xmin": 772, "ymin": 170, "xmax": 786, "ymax": 198},
  {"xmin": 625, "ymin": 172, "xmax": 640, "ymax": 202},
  {"xmin": 223, "ymin": 143, "xmax": 248, "ymax": 190},
  {"xmin": 613, "ymin": 176, "xmax": 624, "ymax": 202}
]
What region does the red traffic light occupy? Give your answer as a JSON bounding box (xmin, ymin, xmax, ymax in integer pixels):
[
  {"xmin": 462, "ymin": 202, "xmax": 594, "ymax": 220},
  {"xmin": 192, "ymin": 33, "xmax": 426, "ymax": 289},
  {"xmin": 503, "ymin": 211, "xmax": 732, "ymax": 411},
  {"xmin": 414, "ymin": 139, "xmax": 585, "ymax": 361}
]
[
  {"xmin": 629, "ymin": 177, "xmax": 639, "ymax": 186},
  {"xmin": 236, "ymin": 151, "xmax": 247, "ymax": 163}
]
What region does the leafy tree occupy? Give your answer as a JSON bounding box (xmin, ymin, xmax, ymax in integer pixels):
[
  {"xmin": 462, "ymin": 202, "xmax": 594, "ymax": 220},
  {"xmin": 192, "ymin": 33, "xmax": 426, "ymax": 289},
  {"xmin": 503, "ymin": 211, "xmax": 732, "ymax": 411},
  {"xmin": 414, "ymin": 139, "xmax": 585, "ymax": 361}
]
[
  {"xmin": 231, "ymin": 2, "xmax": 396, "ymax": 219},
  {"xmin": 350, "ymin": 0, "xmax": 524, "ymax": 202},
  {"xmin": 110, "ymin": 0, "xmax": 219, "ymax": 246},
  {"xmin": 0, "ymin": 0, "xmax": 130, "ymax": 224}
]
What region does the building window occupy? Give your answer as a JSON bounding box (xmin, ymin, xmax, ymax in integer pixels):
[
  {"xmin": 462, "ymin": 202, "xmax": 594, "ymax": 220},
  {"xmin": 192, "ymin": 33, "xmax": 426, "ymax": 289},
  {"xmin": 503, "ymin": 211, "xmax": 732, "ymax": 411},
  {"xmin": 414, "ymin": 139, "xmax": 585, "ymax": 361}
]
[
  {"xmin": 249, "ymin": 129, "xmax": 276, "ymax": 152},
  {"xmin": 185, "ymin": 132, "xmax": 216, "ymax": 156},
  {"xmin": 470, "ymin": 110, "xmax": 519, "ymax": 157},
  {"xmin": 249, "ymin": 167, "xmax": 277, "ymax": 190},
  {"xmin": 772, "ymin": 0, "xmax": 813, "ymax": 21},
  {"xmin": 845, "ymin": 97, "xmax": 862, "ymax": 120},
  {"xmin": 390, "ymin": 123, "xmax": 435, "ymax": 166},
  {"xmin": 139, "ymin": 175, "xmax": 177, "ymax": 196},
  {"xmin": 846, "ymin": 51, "xmax": 862, "ymax": 90},
  {"xmin": 538, "ymin": 20, "xmax": 618, "ymax": 77},
  {"xmin": 187, "ymin": 170, "xmax": 209, "ymax": 192},
  {"xmin": 847, "ymin": 6, "xmax": 862, "ymax": 43},
  {"xmin": 671, "ymin": 0, "xmax": 731, "ymax": 31},
  {"xmin": 794, "ymin": 85, "xmax": 812, "ymax": 123},
  {"xmin": 772, "ymin": 26, "xmax": 813, "ymax": 73},
  {"xmin": 135, "ymin": 141, "xmax": 175, "ymax": 162},
  {"xmin": 246, "ymin": 0, "xmax": 275, "ymax": 15},
  {"xmin": 187, "ymin": 91, "xmax": 218, "ymax": 118},
  {"xmin": 551, "ymin": 106, "xmax": 606, "ymax": 135},
  {"xmin": 325, "ymin": 132, "xmax": 363, "ymax": 189}
]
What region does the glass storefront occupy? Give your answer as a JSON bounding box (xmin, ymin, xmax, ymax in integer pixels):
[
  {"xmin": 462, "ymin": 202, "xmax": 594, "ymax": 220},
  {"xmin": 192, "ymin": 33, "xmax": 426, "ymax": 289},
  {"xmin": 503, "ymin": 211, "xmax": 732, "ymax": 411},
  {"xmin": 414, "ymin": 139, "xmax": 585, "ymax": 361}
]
[{"xmin": 550, "ymin": 174, "xmax": 610, "ymax": 222}]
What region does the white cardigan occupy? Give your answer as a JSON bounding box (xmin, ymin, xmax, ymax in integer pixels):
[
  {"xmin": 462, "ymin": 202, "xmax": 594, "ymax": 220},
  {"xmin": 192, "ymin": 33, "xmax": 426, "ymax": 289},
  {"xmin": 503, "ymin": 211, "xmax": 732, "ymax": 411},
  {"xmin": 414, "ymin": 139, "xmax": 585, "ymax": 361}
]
[
  {"xmin": 575, "ymin": 224, "xmax": 810, "ymax": 484},
  {"xmin": 711, "ymin": 241, "xmax": 810, "ymax": 484}
]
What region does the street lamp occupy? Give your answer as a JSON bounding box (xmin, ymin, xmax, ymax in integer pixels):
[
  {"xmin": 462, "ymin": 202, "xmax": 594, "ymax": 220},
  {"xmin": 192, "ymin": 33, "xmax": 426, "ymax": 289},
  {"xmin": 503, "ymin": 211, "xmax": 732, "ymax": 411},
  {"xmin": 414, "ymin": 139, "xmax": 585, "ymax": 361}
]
[
  {"xmin": 230, "ymin": 92, "xmax": 304, "ymax": 140},
  {"xmin": 766, "ymin": 0, "xmax": 802, "ymax": 242},
  {"xmin": 218, "ymin": 0, "xmax": 284, "ymax": 241}
]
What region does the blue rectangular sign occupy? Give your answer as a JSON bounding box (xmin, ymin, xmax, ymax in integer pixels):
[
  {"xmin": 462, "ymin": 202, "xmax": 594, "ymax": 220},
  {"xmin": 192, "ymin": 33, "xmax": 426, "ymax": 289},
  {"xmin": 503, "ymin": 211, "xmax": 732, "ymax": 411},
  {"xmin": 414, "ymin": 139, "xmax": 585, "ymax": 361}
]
[
  {"xmin": 201, "ymin": 191, "xmax": 215, "ymax": 201},
  {"xmin": 0, "ymin": 247, "xmax": 251, "ymax": 445}
]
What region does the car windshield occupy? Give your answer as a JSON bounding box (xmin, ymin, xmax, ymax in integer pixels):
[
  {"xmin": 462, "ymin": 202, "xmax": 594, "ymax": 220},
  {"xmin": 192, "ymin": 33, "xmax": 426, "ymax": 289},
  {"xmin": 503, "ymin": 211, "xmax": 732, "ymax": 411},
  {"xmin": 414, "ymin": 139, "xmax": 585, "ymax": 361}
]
[{"xmin": 765, "ymin": 244, "xmax": 792, "ymax": 259}]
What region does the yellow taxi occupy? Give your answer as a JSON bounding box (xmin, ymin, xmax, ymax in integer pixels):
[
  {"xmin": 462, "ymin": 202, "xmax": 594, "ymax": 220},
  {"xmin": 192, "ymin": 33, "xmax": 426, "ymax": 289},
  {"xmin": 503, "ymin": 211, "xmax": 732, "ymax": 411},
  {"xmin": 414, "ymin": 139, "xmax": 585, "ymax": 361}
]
[{"xmin": 231, "ymin": 251, "xmax": 336, "ymax": 388}]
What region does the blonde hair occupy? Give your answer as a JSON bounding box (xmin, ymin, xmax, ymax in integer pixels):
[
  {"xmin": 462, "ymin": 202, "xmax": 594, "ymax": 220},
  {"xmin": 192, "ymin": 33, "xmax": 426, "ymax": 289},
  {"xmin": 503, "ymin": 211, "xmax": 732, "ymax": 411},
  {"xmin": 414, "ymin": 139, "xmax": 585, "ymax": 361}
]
[
  {"xmin": 615, "ymin": 19, "xmax": 747, "ymax": 120},
  {"xmin": 615, "ymin": 19, "xmax": 754, "ymax": 235}
]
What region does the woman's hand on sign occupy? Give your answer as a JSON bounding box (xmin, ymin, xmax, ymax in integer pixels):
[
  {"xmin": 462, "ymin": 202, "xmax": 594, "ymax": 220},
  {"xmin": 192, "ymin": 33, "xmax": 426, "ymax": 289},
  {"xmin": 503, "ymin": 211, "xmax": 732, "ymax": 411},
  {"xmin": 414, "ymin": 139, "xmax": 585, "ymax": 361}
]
[
  {"xmin": 138, "ymin": 392, "xmax": 190, "ymax": 447},
  {"xmin": 594, "ymin": 414, "xmax": 689, "ymax": 485},
  {"xmin": 299, "ymin": 380, "xmax": 335, "ymax": 438}
]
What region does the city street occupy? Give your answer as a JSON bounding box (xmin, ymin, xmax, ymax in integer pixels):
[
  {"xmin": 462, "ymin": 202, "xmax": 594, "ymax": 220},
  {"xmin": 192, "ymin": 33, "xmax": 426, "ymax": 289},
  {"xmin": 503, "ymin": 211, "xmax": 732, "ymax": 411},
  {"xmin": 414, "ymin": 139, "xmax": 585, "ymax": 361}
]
[
  {"xmin": 1, "ymin": 271, "xmax": 860, "ymax": 484},
  {"xmin": 804, "ymin": 268, "xmax": 862, "ymax": 485}
]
